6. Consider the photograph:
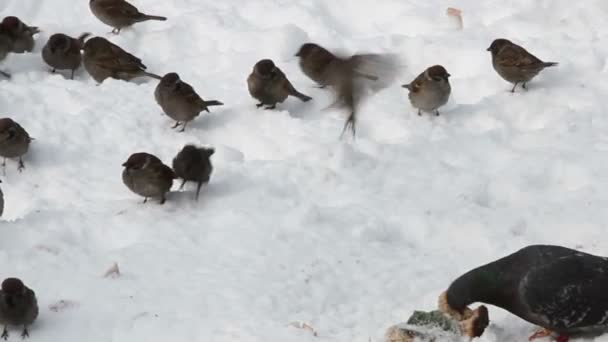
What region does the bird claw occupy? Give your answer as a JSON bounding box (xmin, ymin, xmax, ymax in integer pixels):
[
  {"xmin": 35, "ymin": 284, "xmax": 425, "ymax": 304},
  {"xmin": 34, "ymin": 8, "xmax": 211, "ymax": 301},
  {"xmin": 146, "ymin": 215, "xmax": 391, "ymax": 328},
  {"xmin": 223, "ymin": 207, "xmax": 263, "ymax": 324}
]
[
  {"xmin": 256, "ymin": 103, "xmax": 264, "ymax": 108},
  {"xmin": 20, "ymin": 328, "xmax": 29, "ymax": 339},
  {"xmin": 0, "ymin": 70, "xmax": 10, "ymax": 79},
  {"xmin": 264, "ymin": 104, "xmax": 276, "ymax": 110},
  {"xmin": 339, "ymin": 113, "xmax": 356, "ymax": 139},
  {"xmin": 1, "ymin": 327, "xmax": 7, "ymax": 340}
]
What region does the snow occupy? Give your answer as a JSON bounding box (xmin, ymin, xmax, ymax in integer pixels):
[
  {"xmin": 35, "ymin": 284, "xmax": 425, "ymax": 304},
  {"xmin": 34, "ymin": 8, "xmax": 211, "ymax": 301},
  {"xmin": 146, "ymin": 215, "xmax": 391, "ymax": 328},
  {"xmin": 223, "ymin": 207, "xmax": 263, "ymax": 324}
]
[{"xmin": 0, "ymin": 0, "xmax": 608, "ymax": 341}]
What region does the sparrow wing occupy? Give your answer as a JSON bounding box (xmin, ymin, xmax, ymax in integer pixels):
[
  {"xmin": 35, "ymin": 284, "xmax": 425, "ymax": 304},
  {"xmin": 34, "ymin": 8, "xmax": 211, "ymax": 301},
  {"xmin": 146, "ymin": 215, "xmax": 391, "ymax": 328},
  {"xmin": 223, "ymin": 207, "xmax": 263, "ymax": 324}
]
[
  {"xmin": 100, "ymin": 43, "xmax": 147, "ymax": 71},
  {"xmin": 174, "ymin": 81, "xmax": 205, "ymax": 106},
  {"xmin": 406, "ymin": 71, "xmax": 426, "ymax": 93},
  {"xmin": 102, "ymin": 2, "xmax": 144, "ymax": 19},
  {"xmin": 496, "ymin": 43, "xmax": 544, "ymax": 69}
]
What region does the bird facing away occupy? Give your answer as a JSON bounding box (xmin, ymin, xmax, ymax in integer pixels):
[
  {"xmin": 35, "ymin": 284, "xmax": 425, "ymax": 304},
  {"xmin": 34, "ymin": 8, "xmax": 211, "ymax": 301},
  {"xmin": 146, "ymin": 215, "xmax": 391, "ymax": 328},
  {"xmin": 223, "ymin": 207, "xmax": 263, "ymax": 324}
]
[
  {"xmin": 487, "ymin": 38, "xmax": 558, "ymax": 92},
  {"xmin": 0, "ymin": 118, "xmax": 31, "ymax": 173},
  {"xmin": 439, "ymin": 244, "xmax": 608, "ymax": 342},
  {"xmin": 89, "ymin": 0, "xmax": 167, "ymax": 34},
  {"xmin": 82, "ymin": 36, "xmax": 161, "ymax": 83},
  {"xmin": 402, "ymin": 65, "xmax": 451, "ymax": 116},
  {"xmin": 0, "ymin": 16, "xmax": 39, "ymax": 53},
  {"xmin": 154, "ymin": 73, "xmax": 223, "ymax": 132},
  {"xmin": 172, "ymin": 145, "xmax": 214, "ymax": 200},
  {"xmin": 295, "ymin": 43, "xmax": 399, "ymax": 138},
  {"xmin": 247, "ymin": 59, "xmax": 312, "ymax": 109},
  {"xmin": 122, "ymin": 152, "xmax": 175, "ymax": 204},
  {"xmin": 42, "ymin": 33, "xmax": 91, "ymax": 79},
  {"xmin": 0, "ymin": 278, "xmax": 38, "ymax": 340}
]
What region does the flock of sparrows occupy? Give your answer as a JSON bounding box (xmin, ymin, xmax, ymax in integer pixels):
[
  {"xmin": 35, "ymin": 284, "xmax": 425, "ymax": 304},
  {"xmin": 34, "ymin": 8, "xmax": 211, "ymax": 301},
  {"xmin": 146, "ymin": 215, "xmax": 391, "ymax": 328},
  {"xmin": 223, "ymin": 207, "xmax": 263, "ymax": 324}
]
[{"xmin": 0, "ymin": 0, "xmax": 560, "ymax": 336}]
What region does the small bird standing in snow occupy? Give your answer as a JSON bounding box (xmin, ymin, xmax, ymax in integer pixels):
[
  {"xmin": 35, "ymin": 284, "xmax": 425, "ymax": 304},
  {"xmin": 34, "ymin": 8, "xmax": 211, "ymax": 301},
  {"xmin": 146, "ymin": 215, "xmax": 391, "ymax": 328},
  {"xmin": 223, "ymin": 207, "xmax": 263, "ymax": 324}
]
[
  {"xmin": 0, "ymin": 118, "xmax": 32, "ymax": 172},
  {"xmin": 0, "ymin": 278, "xmax": 38, "ymax": 340},
  {"xmin": 122, "ymin": 152, "xmax": 175, "ymax": 204},
  {"xmin": 402, "ymin": 65, "xmax": 451, "ymax": 116},
  {"xmin": 439, "ymin": 244, "xmax": 608, "ymax": 342},
  {"xmin": 42, "ymin": 33, "xmax": 91, "ymax": 79},
  {"xmin": 82, "ymin": 36, "xmax": 161, "ymax": 83},
  {"xmin": 487, "ymin": 38, "xmax": 558, "ymax": 92},
  {"xmin": 0, "ymin": 16, "xmax": 39, "ymax": 53},
  {"xmin": 154, "ymin": 73, "xmax": 223, "ymax": 132},
  {"xmin": 89, "ymin": 0, "xmax": 167, "ymax": 34},
  {"xmin": 247, "ymin": 59, "xmax": 312, "ymax": 109},
  {"xmin": 172, "ymin": 145, "xmax": 214, "ymax": 201},
  {"xmin": 295, "ymin": 43, "xmax": 399, "ymax": 137}
]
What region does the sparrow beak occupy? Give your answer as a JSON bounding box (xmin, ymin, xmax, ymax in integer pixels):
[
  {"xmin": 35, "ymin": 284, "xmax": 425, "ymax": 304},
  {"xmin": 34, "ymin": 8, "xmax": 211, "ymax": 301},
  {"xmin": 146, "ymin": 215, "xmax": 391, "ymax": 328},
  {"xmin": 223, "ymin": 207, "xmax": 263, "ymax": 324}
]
[
  {"xmin": 121, "ymin": 162, "xmax": 128, "ymax": 167},
  {"xmin": 486, "ymin": 47, "xmax": 491, "ymax": 51},
  {"xmin": 446, "ymin": 73, "xmax": 451, "ymax": 78},
  {"xmin": 295, "ymin": 52, "xmax": 300, "ymax": 57}
]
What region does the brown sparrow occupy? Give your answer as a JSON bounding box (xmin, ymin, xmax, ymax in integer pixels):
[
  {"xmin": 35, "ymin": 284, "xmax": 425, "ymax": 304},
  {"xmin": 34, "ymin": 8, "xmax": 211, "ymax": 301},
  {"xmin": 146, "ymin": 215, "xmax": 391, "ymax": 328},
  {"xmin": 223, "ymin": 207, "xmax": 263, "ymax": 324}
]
[
  {"xmin": 82, "ymin": 36, "xmax": 161, "ymax": 83},
  {"xmin": 402, "ymin": 65, "xmax": 451, "ymax": 116},
  {"xmin": 42, "ymin": 33, "xmax": 91, "ymax": 79},
  {"xmin": 89, "ymin": 0, "xmax": 167, "ymax": 34},
  {"xmin": 0, "ymin": 278, "xmax": 38, "ymax": 340},
  {"xmin": 247, "ymin": 59, "xmax": 311, "ymax": 109},
  {"xmin": 0, "ymin": 118, "xmax": 31, "ymax": 172},
  {"xmin": 487, "ymin": 39, "xmax": 558, "ymax": 92},
  {"xmin": 122, "ymin": 152, "xmax": 175, "ymax": 204},
  {"xmin": 172, "ymin": 145, "xmax": 214, "ymax": 200},
  {"xmin": 0, "ymin": 16, "xmax": 39, "ymax": 53},
  {"xmin": 154, "ymin": 73, "xmax": 223, "ymax": 132}
]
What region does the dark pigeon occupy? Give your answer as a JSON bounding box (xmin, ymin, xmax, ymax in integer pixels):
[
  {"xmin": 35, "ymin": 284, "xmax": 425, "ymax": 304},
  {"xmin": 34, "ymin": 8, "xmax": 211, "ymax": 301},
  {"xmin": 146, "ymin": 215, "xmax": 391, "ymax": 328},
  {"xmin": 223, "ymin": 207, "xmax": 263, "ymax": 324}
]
[{"xmin": 442, "ymin": 245, "xmax": 608, "ymax": 342}]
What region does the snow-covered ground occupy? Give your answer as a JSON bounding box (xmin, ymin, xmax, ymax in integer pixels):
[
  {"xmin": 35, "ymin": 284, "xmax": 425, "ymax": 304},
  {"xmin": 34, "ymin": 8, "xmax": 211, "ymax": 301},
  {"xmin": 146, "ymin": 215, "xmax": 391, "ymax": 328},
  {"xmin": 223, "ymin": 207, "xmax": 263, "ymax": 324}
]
[{"xmin": 1, "ymin": 0, "xmax": 608, "ymax": 341}]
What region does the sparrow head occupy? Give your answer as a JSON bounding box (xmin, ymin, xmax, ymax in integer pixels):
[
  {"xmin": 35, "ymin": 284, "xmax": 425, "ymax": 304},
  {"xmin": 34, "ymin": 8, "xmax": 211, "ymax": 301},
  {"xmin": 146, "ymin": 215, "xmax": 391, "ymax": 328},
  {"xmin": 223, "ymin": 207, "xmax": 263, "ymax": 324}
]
[
  {"xmin": 295, "ymin": 43, "xmax": 323, "ymax": 58},
  {"xmin": 253, "ymin": 59, "xmax": 276, "ymax": 78},
  {"xmin": 159, "ymin": 72, "xmax": 181, "ymax": 88},
  {"xmin": 48, "ymin": 34, "xmax": 70, "ymax": 53},
  {"xmin": 0, "ymin": 118, "xmax": 17, "ymax": 141},
  {"xmin": 426, "ymin": 65, "xmax": 450, "ymax": 82},
  {"xmin": 122, "ymin": 153, "xmax": 160, "ymax": 171},
  {"xmin": 1, "ymin": 278, "xmax": 25, "ymax": 295},
  {"xmin": 1, "ymin": 16, "xmax": 22, "ymax": 33},
  {"xmin": 82, "ymin": 36, "xmax": 108, "ymax": 56},
  {"xmin": 487, "ymin": 39, "xmax": 512, "ymax": 55},
  {"xmin": 201, "ymin": 146, "xmax": 215, "ymax": 158}
]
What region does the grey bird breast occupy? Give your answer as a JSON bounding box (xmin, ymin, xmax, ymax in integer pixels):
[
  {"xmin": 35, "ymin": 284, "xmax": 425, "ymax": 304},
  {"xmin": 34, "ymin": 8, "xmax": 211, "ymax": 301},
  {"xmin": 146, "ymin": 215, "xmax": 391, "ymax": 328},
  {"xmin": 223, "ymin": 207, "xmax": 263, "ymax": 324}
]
[
  {"xmin": 247, "ymin": 73, "xmax": 288, "ymax": 104},
  {"xmin": 409, "ymin": 81, "xmax": 451, "ymax": 111}
]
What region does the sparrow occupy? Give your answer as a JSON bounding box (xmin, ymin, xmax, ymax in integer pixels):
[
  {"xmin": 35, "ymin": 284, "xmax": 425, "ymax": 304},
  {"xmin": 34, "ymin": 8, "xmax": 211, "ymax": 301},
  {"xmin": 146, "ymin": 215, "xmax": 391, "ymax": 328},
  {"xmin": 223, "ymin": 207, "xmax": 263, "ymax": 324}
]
[
  {"xmin": 247, "ymin": 59, "xmax": 312, "ymax": 109},
  {"xmin": 89, "ymin": 0, "xmax": 167, "ymax": 34},
  {"xmin": 0, "ymin": 278, "xmax": 38, "ymax": 340},
  {"xmin": 402, "ymin": 65, "xmax": 451, "ymax": 116},
  {"xmin": 0, "ymin": 16, "xmax": 39, "ymax": 53},
  {"xmin": 82, "ymin": 36, "xmax": 161, "ymax": 83},
  {"xmin": 172, "ymin": 145, "xmax": 214, "ymax": 200},
  {"xmin": 487, "ymin": 38, "xmax": 558, "ymax": 92},
  {"xmin": 0, "ymin": 118, "xmax": 32, "ymax": 172},
  {"xmin": 295, "ymin": 43, "xmax": 399, "ymax": 137},
  {"xmin": 154, "ymin": 73, "xmax": 223, "ymax": 132},
  {"xmin": 42, "ymin": 33, "xmax": 91, "ymax": 79},
  {"xmin": 122, "ymin": 152, "xmax": 175, "ymax": 204}
]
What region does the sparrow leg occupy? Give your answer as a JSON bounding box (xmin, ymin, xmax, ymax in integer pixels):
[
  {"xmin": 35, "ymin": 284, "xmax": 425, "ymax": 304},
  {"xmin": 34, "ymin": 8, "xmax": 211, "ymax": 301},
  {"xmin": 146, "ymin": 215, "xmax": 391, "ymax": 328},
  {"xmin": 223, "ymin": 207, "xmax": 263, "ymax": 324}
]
[
  {"xmin": 179, "ymin": 179, "xmax": 186, "ymax": 190},
  {"xmin": 195, "ymin": 181, "xmax": 203, "ymax": 201},
  {"xmin": 0, "ymin": 70, "xmax": 10, "ymax": 79},
  {"xmin": 435, "ymin": 110, "xmax": 440, "ymax": 116},
  {"xmin": 51, "ymin": 68, "xmax": 56, "ymax": 73},
  {"xmin": 522, "ymin": 82, "xmax": 528, "ymax": 90},
  {"xmin": 1, "ymin": 326, "xmax": 7, "ymax": 340},
  {"xmin": 256, "ymin": 103, "xmax": 264, "ymax": 108},
  {"xmin": 20, "ymin": 326, "xmax": 29, "ymax": 339},
  {"xmin": 159, "ymin": 195, "xmax": 166, "ymax": 205},
  {"xmin": 2, "ymin": 158, "xmax": 6, "ymax": 176},
  {"xmin": 417, "ymin": 109, "xmax": 422, "ymax": 116},
  {"xmin": 171, "ymin": 121, "xmax": 181, "ymax": 129},
  {"xmin": 143, "ymin": 197, "xmax": 148, "ymax": 204},
  {"xmin": 18, "ymin": 157, "xmax": 25, "ymax": 172},
  {"xmin": 70, "ymin": 69, "xmax": 75, "ymax": 80},
  {"xmin": 510, "ymin": 82, "xmax": 519, "ymax": 93},
  {"xmin": 314, "ymin": 85, "xmax": 327, "ymax": 89},
  {"xmin": 339, "ymin": 112, "xmax": 356, "ymax": 139},
  {"xmin": 178, "ymin": 122, "xmax": 188, "ymax": 132},
  {"xmin": 528, "ymin": 328, "xmax": 553, "ymax": 341},
  {"xmin": 264, "ymin": 104, "xmax": 276, "ymax": 110}
]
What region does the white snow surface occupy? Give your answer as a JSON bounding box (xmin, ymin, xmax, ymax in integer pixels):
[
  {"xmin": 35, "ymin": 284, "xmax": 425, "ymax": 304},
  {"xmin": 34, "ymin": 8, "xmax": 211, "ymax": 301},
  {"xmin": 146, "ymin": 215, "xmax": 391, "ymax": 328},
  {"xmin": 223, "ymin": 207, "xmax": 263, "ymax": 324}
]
[{"xmin": 1, "ymin": 0, "xmax": 608, "ymax": 341}]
